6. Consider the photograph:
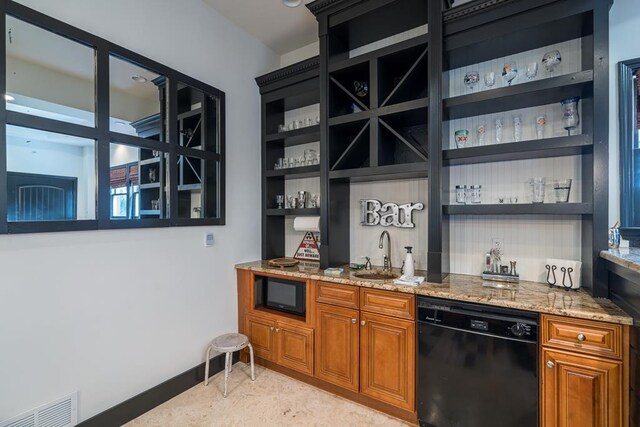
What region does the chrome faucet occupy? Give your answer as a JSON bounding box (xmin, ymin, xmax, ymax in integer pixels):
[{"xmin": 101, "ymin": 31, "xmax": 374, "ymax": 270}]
[{"xmin": 379, "ymin": 230, "xmax": 391, "ymax": 272}]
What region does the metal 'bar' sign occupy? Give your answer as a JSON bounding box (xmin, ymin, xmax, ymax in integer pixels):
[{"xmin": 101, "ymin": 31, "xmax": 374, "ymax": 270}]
[{"xmin": 360, "ymin": 199, "xmax": 424, "ymax": 228}]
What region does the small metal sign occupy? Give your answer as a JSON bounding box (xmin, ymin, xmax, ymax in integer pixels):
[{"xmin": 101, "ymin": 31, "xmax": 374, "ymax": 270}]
[{"xmin": 360, "ymin": 199, "xmax": 424, "ymax": 228}]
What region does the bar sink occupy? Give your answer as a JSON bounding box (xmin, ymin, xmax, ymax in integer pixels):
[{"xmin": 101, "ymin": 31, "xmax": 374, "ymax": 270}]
[{"xmin": 353, "ymin": 270, "xmax": 400, "ymax": 280}]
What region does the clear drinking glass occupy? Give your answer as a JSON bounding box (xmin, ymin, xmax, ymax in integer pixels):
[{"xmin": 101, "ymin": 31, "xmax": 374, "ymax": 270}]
[
  {"xmin": 285, "ymin": 195, "xmax": 294, "ymax": 209},
  {"xmin": 526, "ymin": 62, "xmax": 538, "ymax": 80},
  {"xmin": 276, "ymin": 195, "xmax": 284, "ymax": 209},
  {"xmin": 535, "ymin": 115, "xmax": 546, "ymax": 139},
  {"xmin": 304, "ymin": 149, "xmax": 317, "ymax": 166},
  {"xmin": 553, "ymin": 179, "xmax": 572, "ymax": 203},
  {"xmin": 484, "ymin": 71, "xmax": 496, "ymax": 88},
  {"xmin": 455, "ymin": 130, "xmax": 469, "ymax": 148},
  {"xmin": 529, "ymin": 178, "xmax": 546, "ymax": 203},
  {"xmin": 513, "ymin": 115, "xmax": 522, "ymax": 142},
  {"xmin": 477, "ymin": 124, "xmax": 486, "ymax": 145},
  {"xmin": 309, "ymin": 194, "xmax": 319, "ymax": 208},
  {"xmin": 561, "ymin": 96, "xmax": 580, "ymax": 136},
  {"xmin": 470, "ymin": 185, "xmax": 482, "ymax": 204},
  {"xmin": 455, "ymin": 186, "xmax": 466, "ymax": 204},
  {"xmin": 495, "ymin": 118, "xmax": 503, "ymax": 144}
]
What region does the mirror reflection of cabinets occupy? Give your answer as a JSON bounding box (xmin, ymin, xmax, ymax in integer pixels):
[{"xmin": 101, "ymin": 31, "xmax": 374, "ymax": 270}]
[
  {"xmin": 619, "ymin": 59, "xmax": 640, "ymax": 244},
  {"xmin": 1, "ymin": 1, "xmax": 225, "ymax": 233}
]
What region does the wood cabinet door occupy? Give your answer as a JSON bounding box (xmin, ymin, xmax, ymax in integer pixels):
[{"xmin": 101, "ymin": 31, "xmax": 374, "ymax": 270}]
[
  {"xmin": 360, "ymin": 312, "xmax": 415, "ymax": 411},
  {"xmin": 276, "ymin": 322, "xmax": 314, "ymax": 376},
  {"xmin": 245, "ymin": 314, "xmax": 275, "ymax": 361},
  {"xmin": 314, "ymin": 303, "xmax": 359, "ymax": 391},
  {"xmin": 541, "ymin": 348, "xmax": 623, "ymax": 427}
]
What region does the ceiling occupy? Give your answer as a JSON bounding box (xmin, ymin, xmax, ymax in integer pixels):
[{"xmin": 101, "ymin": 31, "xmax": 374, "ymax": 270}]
[{"xmin": 202, "ymin": 0, "xmax": 318, "ymax": 54}]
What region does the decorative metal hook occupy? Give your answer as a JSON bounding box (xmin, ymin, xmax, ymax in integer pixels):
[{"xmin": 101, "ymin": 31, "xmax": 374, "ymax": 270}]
[
  {"xmin": 565, "ymin": 267, "xmax": 574, "ymax": 290},
  {"xmin": 545, "ymin": 264, "xmax": 557, "ymax": 288}
]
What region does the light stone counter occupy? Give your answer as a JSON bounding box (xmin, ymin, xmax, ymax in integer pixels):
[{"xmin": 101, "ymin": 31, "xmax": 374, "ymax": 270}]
[
  {"xmin": 601, "ymin": 247, "xmax": 640, "ymax": 274},
  {"xmin": 235, "ymin": 261, "xmax": 632, "ymax": 325}
]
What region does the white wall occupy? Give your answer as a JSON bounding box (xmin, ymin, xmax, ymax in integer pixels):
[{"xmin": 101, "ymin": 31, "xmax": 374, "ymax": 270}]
[{"xmin": 0, "ymin": 0, "xmax": 278, "ymax": 422}]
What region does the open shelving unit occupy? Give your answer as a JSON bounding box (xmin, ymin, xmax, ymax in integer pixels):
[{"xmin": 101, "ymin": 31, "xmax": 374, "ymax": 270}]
[
  {"xmin": 308, "ymin": 0, "xmax": 429, "ymax": 268},
  {"xmin": 256, "ymin": 57, "xmax": 321, "ymax": 260},
  {"xmin": 255, "ymin": 0, "xmax": 610, "ymax": 297},
  {"xmin": 428, "ymin": 0, "xmax": 610, "ymax": 296},
  {"xmin": 326, "ymin": 34, "xmax": 429, "ymax": 179}
]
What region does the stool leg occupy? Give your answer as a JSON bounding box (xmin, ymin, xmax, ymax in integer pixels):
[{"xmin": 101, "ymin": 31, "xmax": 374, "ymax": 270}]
[
  {"xmin": 223, "ymin": 352, "xmax": 230, "ymax": 398},
  {"xmin": 248, "ymin": 343, "xmax": 255, "ymax": 381},
  {"xmin": 204, "ymin": 345, "xmax": 213, "ymax": 386},
  {"xmin": 228, "ymin": 354, "xmax": 233, "ymax": 373}
]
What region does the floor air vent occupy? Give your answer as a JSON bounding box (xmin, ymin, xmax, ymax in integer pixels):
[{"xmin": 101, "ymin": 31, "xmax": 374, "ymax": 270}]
[{"xmin": 1, "ymin": 392, "xmax": 78, "ymax": 427}]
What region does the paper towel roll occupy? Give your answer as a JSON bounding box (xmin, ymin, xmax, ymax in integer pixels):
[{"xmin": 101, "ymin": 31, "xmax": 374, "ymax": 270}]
[{"xmin": 293, "ymin": 216, "xmax": 320, "ymax": 232}]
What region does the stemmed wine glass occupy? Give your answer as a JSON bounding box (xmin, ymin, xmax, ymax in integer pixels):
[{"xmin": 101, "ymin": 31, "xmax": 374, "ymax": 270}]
[
  {"xmin": 276, "ymin": 195, "xmax": 284, "ymax": 209},
  {"xmin": 464, "ymin": 71, "xmax": 480, "ymax": 93}
]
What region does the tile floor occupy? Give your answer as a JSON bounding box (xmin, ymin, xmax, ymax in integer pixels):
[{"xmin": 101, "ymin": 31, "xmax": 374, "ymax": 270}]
[{"xmin": 125, "ymin": 362, "xmax": 411, "ymax": 426}]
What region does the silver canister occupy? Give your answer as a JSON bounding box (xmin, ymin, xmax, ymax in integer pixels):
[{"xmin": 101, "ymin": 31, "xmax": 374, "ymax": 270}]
[{"xmin": 608, "ymin": 227, "xmax": 621, "ymax": 249}]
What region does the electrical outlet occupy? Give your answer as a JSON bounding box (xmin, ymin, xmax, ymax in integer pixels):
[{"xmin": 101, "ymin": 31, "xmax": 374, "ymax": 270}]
[
  {"xmin": 204, "ymin": 232, "xmax": 214, "ymax": 247},
  {"xmin": 492, "ymin": 238, "xmax": 504, "ymax": 255}
]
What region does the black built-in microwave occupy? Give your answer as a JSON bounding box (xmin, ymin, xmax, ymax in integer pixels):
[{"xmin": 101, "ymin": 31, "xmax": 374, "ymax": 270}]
[{"xmin": 255, "ymin": 275, "xmax": 306, "ymax": 316}]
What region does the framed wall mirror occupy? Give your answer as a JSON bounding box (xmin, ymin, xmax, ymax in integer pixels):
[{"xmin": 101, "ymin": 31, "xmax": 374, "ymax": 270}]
[
  {"xmin": 1, "ymin": 0, "xmax": 225, "ymax": 233},
  {"xmin": 619, "ymin": 58, "xmax": 640, "ymax": 244}
]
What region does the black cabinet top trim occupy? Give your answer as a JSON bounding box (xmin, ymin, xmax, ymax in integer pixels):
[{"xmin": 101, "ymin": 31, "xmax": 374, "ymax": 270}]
[
  {"xmin": 255, "ymin": 56, "xmax": 320, "ymax": 88},
  {"xmin": 443, "ymin": 0, "xmax": 515, "ymax": 23}
]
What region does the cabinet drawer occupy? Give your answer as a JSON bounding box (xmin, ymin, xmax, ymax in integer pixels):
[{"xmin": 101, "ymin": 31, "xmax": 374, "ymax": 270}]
[
  {"xmin": 359, "ymin": 288, "xmax": 415, "ymax": 320},
  {"xmin": 541, "ymin": 315, "xmax": 623, "ymax": 360},
  {"xmin": 316, "ymin": 281, "xmax": 359, "ymax": 309}
]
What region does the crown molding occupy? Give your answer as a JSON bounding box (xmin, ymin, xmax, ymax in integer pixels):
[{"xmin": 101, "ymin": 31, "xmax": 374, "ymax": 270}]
[
  {"xmin": 443, "ymin": 0, "xmax": 514, "ymax": 22},
  {"xmin": 255, "ymin": 56, "xmax": 320, "ymax": 88}
]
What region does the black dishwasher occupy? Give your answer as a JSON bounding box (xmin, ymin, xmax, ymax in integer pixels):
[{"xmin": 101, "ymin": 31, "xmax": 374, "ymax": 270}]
[{"xmin": 417, "ymin": 296, "xmax": 538, "ymax": 427}]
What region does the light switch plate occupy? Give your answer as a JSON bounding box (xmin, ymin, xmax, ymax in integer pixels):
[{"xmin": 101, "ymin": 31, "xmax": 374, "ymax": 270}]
[{"xmin": 204, "ymin": 233, "xmax": 214, "ymax": 247}]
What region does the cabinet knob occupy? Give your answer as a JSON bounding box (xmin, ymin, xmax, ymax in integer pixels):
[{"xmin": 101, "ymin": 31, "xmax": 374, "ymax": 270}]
[
  {"xmin": 546, "ymin": 360, "xmax": 555, "ymax": 369},
  {"xmin": 270, "ymin": 326, "xmax": 275, "ymax": 331},
  {"xmin": 351, "ymin": 318, "xmax": 357, "ymax": 324},
  {"xmin": 361, "ymin": 320, "xmax": 366, "ymax": 326},
  {"xmin": 275, "ymin": 328, "xmax": 280, "ymax": 333},
  {"xmin": 577, "ymin": 333, "xmax": 586, "ymax": 342}
]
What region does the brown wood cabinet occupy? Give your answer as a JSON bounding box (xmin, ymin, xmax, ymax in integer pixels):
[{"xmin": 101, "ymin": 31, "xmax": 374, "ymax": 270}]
[
  {"xmin": 245, "ymin": 313, "xmax": 276, "ymax": 361},
  {"xmin": 541, "ymin": 348, "xmax": 623, "ymax": 427},
  {"xmin": 360, "ymin": 311, "xmax": 415, "ymax": 411},
  {"xmin": 314, "ymin": 302, "xmax": 360, "ymax": 391},
  {"xmin": 276, "ymin": 322, "xmax": 314, "ymax": 376},
  {"xmin": 540, "ymin": 314, "xmax": 628, "ymax": 427},
  {"xmin": 245, "ymin": 313, "xmax": 314, "ymax": 376}
]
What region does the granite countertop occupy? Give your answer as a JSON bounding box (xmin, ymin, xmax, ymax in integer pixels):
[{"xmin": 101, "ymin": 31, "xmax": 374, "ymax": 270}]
[
  {"xmin": 601, "ymin": 247, "xmax": 640, "ymax": 273},
  {"xmin": 236, "ymin": 260, "xmax": 632, "ymax": 325}
]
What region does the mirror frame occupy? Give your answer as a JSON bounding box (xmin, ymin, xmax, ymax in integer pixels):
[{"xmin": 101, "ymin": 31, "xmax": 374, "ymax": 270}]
[
  {"xmin": 0, "ymin": 1, "xmax": 226, "ymax": 233},
  {"xmin": 619, "ymin": 58, "xmax": 640, "ymax": 244}
]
